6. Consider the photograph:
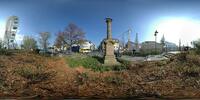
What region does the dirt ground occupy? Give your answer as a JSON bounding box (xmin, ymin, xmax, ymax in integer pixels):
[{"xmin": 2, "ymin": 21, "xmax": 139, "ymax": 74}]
[{"xmin": 0, "ymin": 51, "xmax": 200, "ymax": 99}]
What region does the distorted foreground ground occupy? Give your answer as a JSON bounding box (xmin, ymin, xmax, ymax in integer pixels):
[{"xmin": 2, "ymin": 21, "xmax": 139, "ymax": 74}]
[{"xmin": 1, "ymin": 51, "xmax": 200, "ymax": 99}]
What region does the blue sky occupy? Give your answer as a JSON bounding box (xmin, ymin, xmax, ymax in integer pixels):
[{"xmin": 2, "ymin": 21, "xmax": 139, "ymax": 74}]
[{"xmin": 0, "ymin": 0, "xmax": 200, "ymax": 46}]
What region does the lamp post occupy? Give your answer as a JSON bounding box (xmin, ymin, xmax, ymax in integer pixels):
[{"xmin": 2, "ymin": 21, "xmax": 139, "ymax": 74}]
[{"xmin": 154, "ymin": 30, "xmax": 158, "ymax": 54}]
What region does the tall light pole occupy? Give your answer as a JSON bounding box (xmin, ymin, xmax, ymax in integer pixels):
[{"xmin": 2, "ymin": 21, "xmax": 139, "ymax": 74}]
[
  {"xmin": 179, "ymin": 39, "xmax": 181, "ymax": 51},
  {"xmin": 127, "ymin": 29, "xmax": 131, "ymax": 50},
  {"xmin": 154, "ymin": 30, "xmax": 158, "ymax": 54}
]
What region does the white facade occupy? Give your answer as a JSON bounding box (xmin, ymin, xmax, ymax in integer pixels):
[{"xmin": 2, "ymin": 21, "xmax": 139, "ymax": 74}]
[
  {"xmin": 165, "ymin": 41, "xmax": 178, "ymax": 51},
  {"xmin": 79, "ymin": 40, "xmax": 95, "ymax": 53}
]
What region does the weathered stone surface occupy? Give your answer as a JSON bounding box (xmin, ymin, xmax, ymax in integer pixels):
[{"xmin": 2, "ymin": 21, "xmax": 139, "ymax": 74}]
[
  {"xmin": 103, "ymin": 18, "xmax": 119, "ymax": 66},
  {"xmin": 104, "ymin": 40, "xmax": 118, "ymax": 66}
]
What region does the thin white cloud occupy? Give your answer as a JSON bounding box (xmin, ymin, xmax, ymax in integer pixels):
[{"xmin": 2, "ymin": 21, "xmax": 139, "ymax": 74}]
[
  {"xmin": 0, "ymin": 20, "xmax": 5, "ymax": 40},
  {"xmin": 15, "ymin": 33, "xmax": 24, "ymax": 45},
  {"xmin": 151, "ymin": 17, "xmax": 200, "ymax": 46}
]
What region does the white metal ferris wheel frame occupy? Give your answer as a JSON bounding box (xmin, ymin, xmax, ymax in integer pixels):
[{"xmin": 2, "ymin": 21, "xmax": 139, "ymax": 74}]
[{"xmin": 3, "ymin": 16, "xmax": 19, "ymax": 49}]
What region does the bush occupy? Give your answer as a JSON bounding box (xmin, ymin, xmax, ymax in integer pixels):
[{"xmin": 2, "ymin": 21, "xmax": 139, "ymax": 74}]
[
  {"xmin": 177, "ymin": 52, "xmax": 187, "ymax": 61},
  {"xmin": 78, "ymin": 72, "xmax": 89, "ymax": 85},
  {"xmin": 66, "ymin": 56, "xmax": 100, "ymax": 68},
  {"xmin": 66, "ymin": 56, "xmax": 112, "ymax": 72},
  {"xmin": 117, "ymin": 58, "xmax": 131, "ymax": 67},
  {"xmin": 155, "ymin": 60, "xmax": 168, "ymax": 66},
  {"xmin": 15, "ymin": 65, "xmax": 55, "ymax": 84},
  {"xmin": 104, "ymin": 76, "xmax": 123, "ymax": 85},
  {"xmin": 112, "ymin": 65, "xmax": 127, "ymax": 71},
  {"xmin": 0, "ymin": 49, "xmax": 12, "ymax": 56},
  {"xmin": 92, "ymin": 65, "xmax": 111, "ymax": 72},
  {"xmin": 122, "ymin": 51, "xmax": 133, "ymax": 56},
  {"xmin": 193, "ymin": 39, "xmax": 200, "ymax": 54},
  {"xmin": 174, "ymin": 64, "xmax": 200, "ymax": 77},
  {"xmin": 65, "ymin": 54, "xmax": 129, "ymax": 72},
  {"xmin": 186, "ymin": 54, "xmax": 200, "ymax": 66},
  {"xmin": 0, "ymin": 69, "xmax": 6, "ymax": 90}
]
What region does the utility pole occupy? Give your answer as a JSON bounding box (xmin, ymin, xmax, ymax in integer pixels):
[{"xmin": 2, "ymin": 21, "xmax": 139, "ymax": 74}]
[
  {"xmin": 127, "ymin": 29, "xmax": 131, "ymax": 50},
  {"xmin": 154, "ymin": 30, "xmax": 158, "ymax": 54},
  {"xmin": 179, "ymin": 39, "xmax": 181, "ymax": 51},
  {"xmin": 122, "ymin": 32, "xmax": 125, "ymax": 49},
  {"xmin": 135, "ymin": 32, "xmax": 139, "ymax": 52}
]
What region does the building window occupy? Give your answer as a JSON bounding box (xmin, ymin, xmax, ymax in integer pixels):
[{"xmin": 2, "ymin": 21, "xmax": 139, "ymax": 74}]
[
  {"xmin": 14, "ymin": 21, "xmax": 18, "ymax": 24},
  {"xmin": 13, "ymin": 27, "xmax": 18, "ymax": 29}
]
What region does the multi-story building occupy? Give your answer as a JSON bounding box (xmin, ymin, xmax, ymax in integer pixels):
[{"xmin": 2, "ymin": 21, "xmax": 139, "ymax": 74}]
[
  {"xmin": 164, "ymin": 41, "xmax": 178, "ymax": 52},
  {"xmin": 140, "ymin": 41, "xmax": 162, "ymax": 54}
]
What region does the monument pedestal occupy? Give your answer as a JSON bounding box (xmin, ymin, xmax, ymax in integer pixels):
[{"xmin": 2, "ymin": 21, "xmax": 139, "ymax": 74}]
[{"xmin": 104, "ymin": 39, "xmax": 119, "ymax": 66}]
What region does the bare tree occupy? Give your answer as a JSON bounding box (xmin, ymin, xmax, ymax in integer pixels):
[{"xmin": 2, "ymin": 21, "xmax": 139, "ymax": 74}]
[
  {"xmin": 39, "ymin": 32, "xmax": 50, "ymax": 52},
  {"xmin": 193, "ymin": 39, "xmax": 200, "ymax": 54},
  {"xmin": 0, "ymin": 39, "xmax": 3, "ymax": 49},
  {"xmin": 22, "ymin": 36, "xmax": 37, "ymax": 50},
  {"xmin": 54, "ymin": 31, "xmax": 65, "ymax": 50},
  {"xmin": 64, "ymin": 23, "xmax": 85, "ymax": 52},
  {"xmin": 54, "ymin": 23, "xmax": 85, "ymax": 52}
]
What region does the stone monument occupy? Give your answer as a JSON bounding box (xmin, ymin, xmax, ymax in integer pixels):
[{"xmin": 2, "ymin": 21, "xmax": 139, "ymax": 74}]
[{"xmin": 104, "ymin": 18, "xmax": 119, "ymax": 66}]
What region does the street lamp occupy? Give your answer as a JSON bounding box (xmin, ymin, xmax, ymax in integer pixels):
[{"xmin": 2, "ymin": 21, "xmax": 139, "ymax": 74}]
[{"xmin": 154, "ymin": 30, "xmax": 158, "ymax": 54}]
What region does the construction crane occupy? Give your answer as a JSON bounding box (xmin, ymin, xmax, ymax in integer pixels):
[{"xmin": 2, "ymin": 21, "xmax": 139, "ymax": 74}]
[
  {"xmin": 3, "ymin": 16, "xmax": 19, "ymax": 49},
  {"xmin": 116, "ymin": 28, "xmax": 132, "ymax": 50}
]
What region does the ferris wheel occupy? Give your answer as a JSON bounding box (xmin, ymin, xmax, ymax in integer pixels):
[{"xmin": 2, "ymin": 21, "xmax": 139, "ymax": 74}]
[{"xmin": 3, "ymin": 16, "xmax": 19, "ymax": 49}]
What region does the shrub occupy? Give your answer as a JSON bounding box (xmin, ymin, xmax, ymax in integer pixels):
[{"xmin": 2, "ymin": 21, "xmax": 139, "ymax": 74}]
[
  {"xmin": 92, "ymin": 65, "xmax": 111, "ymax": 72},
  {"xmin": 66, "ymin": 56, "xmax": 100, "ymax": 68},
  {"xmin": 177, "ymin": 52, "xmax": 187, "ymax": 61},
  {"xmin": 92, "ymin": 56, "xmax": 104, "ymax": 63},
  {"xmin": 186, "ymin": 55, "xmax": 200, "ymax": 66},
  {"xmin": 174, "ymin": 65, "xmax": 200, "ymax": 77},
  {"xmin": 122, "ymin": 51, "xmax": 133, "ymax": 56},
  {"xmin": 117, "ymin": 58, "xmax": 131, "ymax": 67},
  {"xmin": 78, "ymin": 72, "xmax": 89, "ymax": 85},
  {"xmin": 0, "ymin": 64, "xmax": 4, "ymax": 68},
  {"xmin": 193, "ymin": 39, "xmax": 200, "ymax": 54},
  {"xmin": 155, "ymin": 60, "xmax": 167, "ymax": 66},
  {"xmin": 66, "ymin": 56, "xmax": 112, "ymax": 72},
  {"xmin": 104, "ymin": 76, "xmax": 123, "ymax": 85},
  {"xmin": 0, "ymin": 69, "xmax": 6, "ymax": 90},
  {"xmin": 65, "ymin": 54, "xmax": 129, "ymax": 72},
  {"xmin": 0, "ymin": 49, "xmax": 12, "ymax": 56},
  {"xmin": 15, "ymin": 65, "xmax": 55, "ymax": 84},
  {"xmin": 112, "ymin": 65, "xmax": 127, "ymax": 71}
]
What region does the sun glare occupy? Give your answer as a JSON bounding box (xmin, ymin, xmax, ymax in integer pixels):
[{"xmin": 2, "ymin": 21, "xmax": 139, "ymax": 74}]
[
  {"xmin": 0, "ymin": 20, "xmax": 5, "ymax": 40},
  {"xmin": 156, "ymin": 18, "xmax": 200, "ymax": 46}
]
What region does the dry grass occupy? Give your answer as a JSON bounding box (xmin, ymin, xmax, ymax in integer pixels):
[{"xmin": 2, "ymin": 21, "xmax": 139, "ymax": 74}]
[{"xmin": 0, "ymin": 51, "xmax": 200, "ymax": 99}]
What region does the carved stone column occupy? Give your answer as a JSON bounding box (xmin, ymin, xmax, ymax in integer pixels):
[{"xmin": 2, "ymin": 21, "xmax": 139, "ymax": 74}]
[{"xmin": 104, "ymin": 18, "xmax": 119, "ymax": 66}]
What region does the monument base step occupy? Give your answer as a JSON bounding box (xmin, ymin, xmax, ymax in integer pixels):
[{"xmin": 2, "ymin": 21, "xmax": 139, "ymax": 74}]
[{"xmin": 104, "ymin": 56, "xmax": 120, "ymax": 66}]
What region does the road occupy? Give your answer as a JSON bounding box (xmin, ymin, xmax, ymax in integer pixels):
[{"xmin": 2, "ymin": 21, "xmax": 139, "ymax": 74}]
[
  {"xmin": 120, "ymin": 56, "xmax": 145, "ymax": 62},
  {"xmin": 120, "ymin": 55, "xmax": 168, "ymax": 62}
]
